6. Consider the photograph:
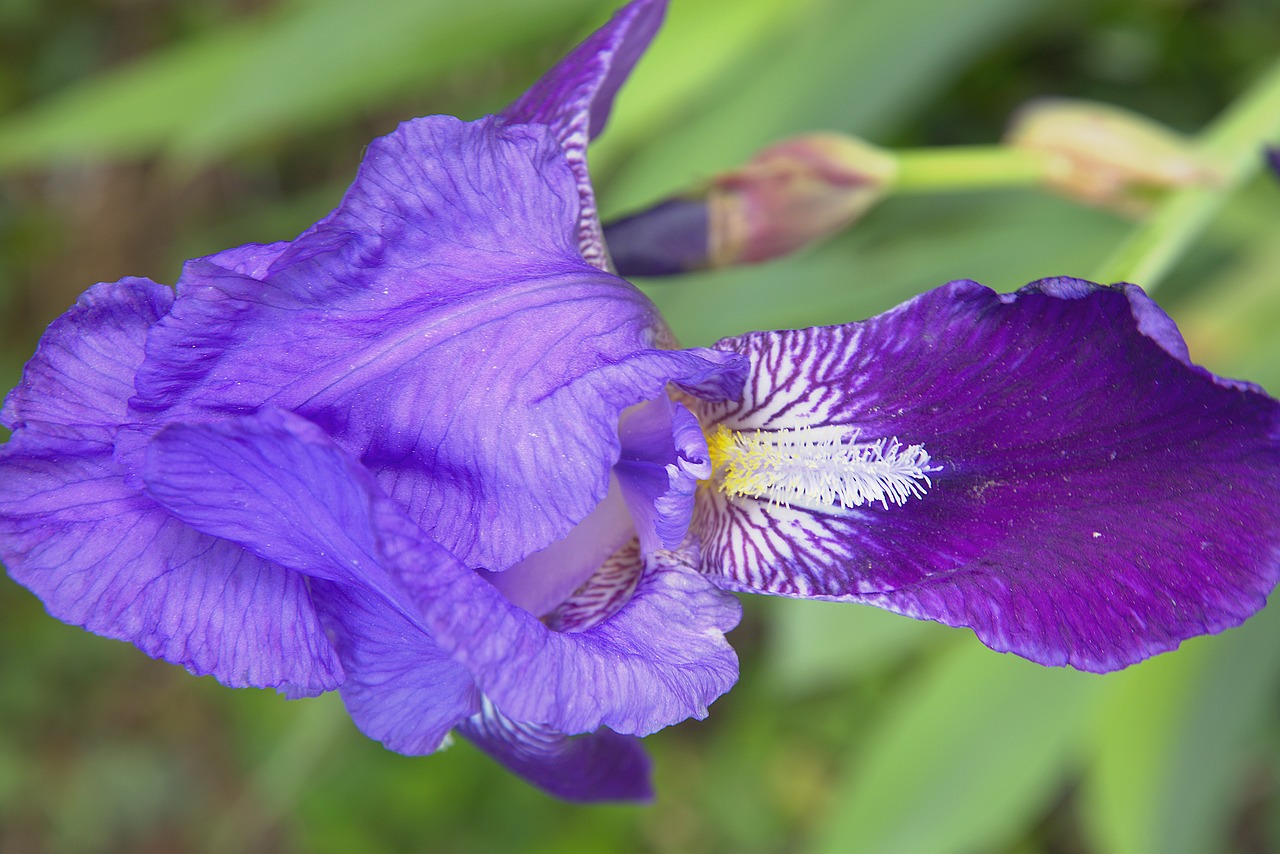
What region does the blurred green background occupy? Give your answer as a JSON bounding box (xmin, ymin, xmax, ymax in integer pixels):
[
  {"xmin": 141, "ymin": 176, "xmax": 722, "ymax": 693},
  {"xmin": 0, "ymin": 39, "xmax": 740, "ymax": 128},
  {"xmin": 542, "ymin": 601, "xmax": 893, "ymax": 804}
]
[{"xmin": 2, "ymin": 0, "xmax": 1279, "ymax": 852}]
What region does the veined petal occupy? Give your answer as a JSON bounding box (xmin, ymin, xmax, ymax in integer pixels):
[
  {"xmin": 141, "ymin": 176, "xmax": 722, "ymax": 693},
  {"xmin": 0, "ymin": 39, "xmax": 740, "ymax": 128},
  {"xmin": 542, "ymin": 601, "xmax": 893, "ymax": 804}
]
[
  {"xmin": 126, "ymin": 113, "xmax": 745, "ymax": 571},
  {"xmin": 144, "ymin": 408, "xmax": 480, "ymax": 749},
  {"xmin": 407, "ymin": 535, "xmax": 741, "ymax": 736},
  {"xmin": 458, "ymin": 699, "xmax": 652, "ymax": 803},
  {"xmin": 2, "ymin": 278, "xmax": 171, "ymax": 432},
  {"xmin": 144, "ymin": 408, "xmax": 740, "ymax": 738},
  {"xmin": 694, "ymin": 278, "xmax": 1280, "ymax": 672},
  {"xmin": 311, "ymin": 579, "xmax": 479, "ymax": 755},
  {"xmin": 0, "ymin": 277, "xmax": 338, "ymax": 694},
  {"xmin": 504, "ymin": 0, "xmax": 667, "ymax": 267},
  {"xmin": 0, "ymin": 430, "xmax": 340, "ymax": 695}
]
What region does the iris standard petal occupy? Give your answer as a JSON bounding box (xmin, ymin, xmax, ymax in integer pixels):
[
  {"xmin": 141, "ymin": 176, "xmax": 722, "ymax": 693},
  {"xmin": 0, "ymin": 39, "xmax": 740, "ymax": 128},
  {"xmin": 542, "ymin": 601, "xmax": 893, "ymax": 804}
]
[
  {"xmin": 694, "ymin": 278, "xmax": 1280, "ymax": 672},
  {"xmin": 503, "ymin": 0, "xmax": 667, "ymax": 268},
  {"xmin": 144, "ymin": 408, "xmax": 739, "ymax": 740},
  {"xmin": 458, "ymin": 699, "xmax": 653, "ymax": 803},
  {"xmin": 144, "ymin": 408, "xmax": 481, "ymax": 749},
  {"xmin": 0, "ymin": 279, "xmax": 340, "ymax": 694},
  {"xmin": 127, "ymin": 114, "xmax": 744, "ymax": 572},
  {"xmin": 1, "ymin": 278, "xmax": 170, "ymax": 432}
]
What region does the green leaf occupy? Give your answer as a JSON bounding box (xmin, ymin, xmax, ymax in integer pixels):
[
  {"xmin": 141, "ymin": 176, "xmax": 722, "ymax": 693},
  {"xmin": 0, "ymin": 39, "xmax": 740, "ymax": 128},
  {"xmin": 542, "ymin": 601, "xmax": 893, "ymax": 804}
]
[
  {"xmin": 600, "ymin": 0, "xmax": 1052, "ymax": 217},
  {"xmin": 0, "ymin": 0, "xmax": 604, "ymax": 171},
  {"xmin": 763, "ymin": 598, "xmax": 948, "ymax": 696},
  {"xmin": 1079, "ymin": 599, "xmax": 1280, "ymax": 854},
  {"xmin": 812, "ymin": 641, "xmax": 1103, "ymax": 854}
]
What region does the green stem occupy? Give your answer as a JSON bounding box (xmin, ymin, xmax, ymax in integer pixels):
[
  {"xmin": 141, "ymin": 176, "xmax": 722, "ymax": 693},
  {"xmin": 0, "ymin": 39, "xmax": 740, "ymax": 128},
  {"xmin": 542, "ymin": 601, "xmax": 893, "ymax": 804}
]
[
  {"xmin": 1094, "ymin": 57, "xmax": 1280, "ymax": 288},
  {"xmin": 891, "ymin": 146, "xmax": 1053, "ymax": 193}
]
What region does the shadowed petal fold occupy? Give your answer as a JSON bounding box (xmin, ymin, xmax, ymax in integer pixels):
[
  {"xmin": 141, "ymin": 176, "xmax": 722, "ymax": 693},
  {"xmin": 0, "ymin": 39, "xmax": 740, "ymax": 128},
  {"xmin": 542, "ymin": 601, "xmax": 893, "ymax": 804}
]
[
  {"xmin": 458, "ymin": 699, "xmax": 653, "ymax": 803},
  {"xmin": 694, "ymin": 277, "xmax": 1280, "ymax": 672},
  {"xmin": 410, "ymin": 535, "xmax": 741, "ymax": 736},
  {"xmin": 616, "ymin": 395, "xmax": 710, "ymax": 554}
]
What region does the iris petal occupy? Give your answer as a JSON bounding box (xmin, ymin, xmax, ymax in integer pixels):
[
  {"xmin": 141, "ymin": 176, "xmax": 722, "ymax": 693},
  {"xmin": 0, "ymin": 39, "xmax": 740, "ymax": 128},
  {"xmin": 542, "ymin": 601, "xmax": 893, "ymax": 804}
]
[
  {"xmin": 504, "ymin": 0, "xmax": 668, "ymax": 267},
  {"xmin": 0, "ymin": 280, "xmax": 340, "ymax": 694},
  {"xmin": 0, "ymin": 431, "xmax": 341, "ymax": 695},
  {"xmin": 311, "ymin": 580, "xmax": 480, "ymax": 755},
  {"xmin": 2, "ymin": 279, "xmax": 170, "ymax": 432},
  {"xmin": 127, "ymin": 114, "xmax": 744, "ymax": 572},
  {"xmin": 694, "ymin": 278, "xmax": 1280, "ymax": 672},
  {"xmin": 414, "ymin": 536, "xmax": 741, "ymax": 736},
  {"xmin": 458, "ymin": 699, "xmax": 652, "ymax": 803},
  {"xmin": 616, "ymin": 395, "xmax": 710, "ymax": 554},
  {"xmin": 145, "ymin": 408, "xmax": 481, "ymax": 749},
  {"xmin": 145, "ymin": 408, "xmax": 741, "ymax": 738}
]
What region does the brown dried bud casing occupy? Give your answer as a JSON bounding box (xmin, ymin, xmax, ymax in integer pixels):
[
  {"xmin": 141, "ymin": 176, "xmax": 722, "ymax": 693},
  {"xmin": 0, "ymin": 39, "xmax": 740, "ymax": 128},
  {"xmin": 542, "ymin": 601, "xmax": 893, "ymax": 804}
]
[{"xmin": 707, "ymin": 133, "xmax": 897, "ymax": 266}]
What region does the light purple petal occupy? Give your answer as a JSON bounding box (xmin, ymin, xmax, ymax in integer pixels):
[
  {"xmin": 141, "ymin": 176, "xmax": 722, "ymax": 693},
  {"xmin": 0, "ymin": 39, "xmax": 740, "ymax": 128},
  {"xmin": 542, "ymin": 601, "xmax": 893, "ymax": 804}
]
[
  {"xmin": 504, "ymin": 0, "xmax": 667, "ymax": 268},
  {"xmin": 405, "ymin": 535, "xmax": 741, "ymax": 736},
  {"xmin": 0, "ymin": 277, "xmax": 338, "ymax": 694},
  {"xmin": 0, "ymin": 430, "xmax": 341, "ymax": 695},
  {"xmin": 694, "ymin": 278, "xmax": 1280, "ymax": 672},
  {"xmin": 458, "ymin": 699, "xmax": 652, "ymax": 803},
  {"xmin": 616, "ymin": 396, "xmax": 710, "ymax": 554},
  {"xmin": 127, "ymin": 114, "xmax": 745, "ymax": 572},
  {"xmin": 144, "ymin": 408, "xmax": 480, "ymax": 748},
  {"xmin": 144, "ymin": 408, "xmax": 388, "ymax": 589},
  {"xmin": 486, "ymin": 475, "xmax": 634, "ymax": 618},
  {"xmin": 311, "ymin": 579, "xmax": 479, "ymax": 755},
  {"xmin": 143, "ymin": 408, "xmax": 739, "ymax": 738},
  {"xmin": 2, "ymin": 278, "xmax": 171, "ymax": 432}
]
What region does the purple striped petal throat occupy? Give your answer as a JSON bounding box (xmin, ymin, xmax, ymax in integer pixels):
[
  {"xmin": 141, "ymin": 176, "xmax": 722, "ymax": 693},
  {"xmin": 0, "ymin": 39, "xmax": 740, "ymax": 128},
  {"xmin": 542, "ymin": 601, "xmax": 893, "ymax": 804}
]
[{"xmin": 689, "ymin": 277, "xmax": 1280, "ymax": 673}]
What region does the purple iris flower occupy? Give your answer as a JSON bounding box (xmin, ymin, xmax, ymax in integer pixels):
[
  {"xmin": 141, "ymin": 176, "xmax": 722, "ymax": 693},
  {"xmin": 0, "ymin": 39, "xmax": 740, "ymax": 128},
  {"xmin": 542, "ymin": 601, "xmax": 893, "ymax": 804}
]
[{"xmin": 2, "ymin": 0, "xmax": 1278, "ymax": 802}]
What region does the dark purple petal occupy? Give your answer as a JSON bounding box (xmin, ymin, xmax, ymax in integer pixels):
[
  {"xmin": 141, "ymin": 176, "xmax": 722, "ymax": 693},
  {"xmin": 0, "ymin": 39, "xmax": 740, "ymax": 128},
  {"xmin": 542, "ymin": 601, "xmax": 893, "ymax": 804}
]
[
  {"xmin": 504, "ymin": 0, "xmax": 667, "ymax": 268},
  {"xmin": 694, "ymin": 278, "xmax": 1280, "ymax": 672},
  {"xmin": 1267, "ymin": 146, "xmax": 1280, "ymax": 179},
  {"xmin": 127, "ymin": 114, "xmax": 745, "ymax": 571},
  {"xmin": 2, "ymin": 278, "xmax": 171, "ymax": 432},
  {"xmin": 0, "ymin": 430, "xmax": 341, "ymax": 694},
  {"xmin": 458, "ymin": 700, "xmax": 652, "ymax": 803},
  {"xmin": 616, "ymin": 396, "xmax": 709, "ymax": 554}
]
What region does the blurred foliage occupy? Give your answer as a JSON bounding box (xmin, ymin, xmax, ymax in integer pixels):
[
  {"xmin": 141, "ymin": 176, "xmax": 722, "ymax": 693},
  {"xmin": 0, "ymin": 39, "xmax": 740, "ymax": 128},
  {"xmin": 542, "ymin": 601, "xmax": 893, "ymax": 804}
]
[{"xmin": 1, "ymin": 0, "xmax": 1279, "ymax": 852}]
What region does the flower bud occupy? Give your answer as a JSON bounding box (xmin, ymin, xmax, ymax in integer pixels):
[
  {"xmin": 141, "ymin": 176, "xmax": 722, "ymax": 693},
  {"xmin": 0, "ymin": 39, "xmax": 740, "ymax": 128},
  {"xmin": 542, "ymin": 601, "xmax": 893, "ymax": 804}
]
[
  {"xmin": 1006, "ymin": 99, "xmax": 1214, "ymax": 215},
  {"xmin": 706, "ymin": 133, "xmax": 897, "ymax": 266},
  {"xmin": 602, "ymin": 133, "xmax": 896, "ymax": 277}
]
